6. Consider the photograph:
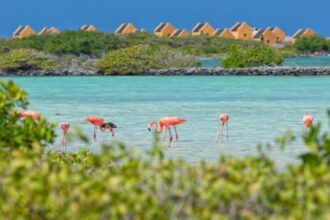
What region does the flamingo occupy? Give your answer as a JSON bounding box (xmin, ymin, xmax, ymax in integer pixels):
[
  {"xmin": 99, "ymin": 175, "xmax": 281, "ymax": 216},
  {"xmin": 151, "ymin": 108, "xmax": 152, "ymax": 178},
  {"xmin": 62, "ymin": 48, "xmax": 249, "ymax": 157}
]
[
  {"xmin": 102, "ymin": 122, "xmax": 117, "ymax": 137},
  {"xmin": 215, "ymin": 113, "xmax": 229, "ymax": 143},
  {"xmin": 148, "ymin": 117, "xmax": 186, "ymax": 147},
  {"xmin": 18, "ymin": 110, "xmax": 40, "ymax": 121},
  {"xmin": 85, "ymin": 116, "xmax": 104, "ymax": 141},
  {"xmin": 303, "ymin": 113, "xmax": 313, "ymax": 128},
  {"xmin": 59, "ymin": 122, "xmax": 70, "ymax": 150},
  {"xmin": 85, "ymin": 116, "xmax": 116, "ymax": 141}
]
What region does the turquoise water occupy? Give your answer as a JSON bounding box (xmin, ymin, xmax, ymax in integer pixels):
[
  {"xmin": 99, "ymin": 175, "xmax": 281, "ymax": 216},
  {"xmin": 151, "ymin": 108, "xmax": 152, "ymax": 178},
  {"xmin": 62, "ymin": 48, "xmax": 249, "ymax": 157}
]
[
  {"xmin": 200, "ymin": 56, "xmax": 330, "ymax": 67},
  {"xmin": 284, "ymin": 56, "xmax": 330, "ymax": 67},
  {"xmin": 2, "ymin": 76, "xmax": 330, "ymax": 165}
]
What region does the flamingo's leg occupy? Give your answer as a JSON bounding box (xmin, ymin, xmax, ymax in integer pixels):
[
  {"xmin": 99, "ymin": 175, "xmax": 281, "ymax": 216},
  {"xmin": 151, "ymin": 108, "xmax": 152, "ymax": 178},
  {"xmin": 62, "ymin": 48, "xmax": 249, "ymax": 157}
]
[
  {"xmin": 110, "ymin": 127, "xmax": 114, "ymax": 137},
  {"xmin": 226, "ymin": 122, "xmax": 229, "ymax": 142},
  {"xmin": 163, "ymin": 126, "xmax": 168, "ymax": 141},
  {"xmin": 63, "ymin": 138, "xmax": 66, "ymax": 151},
  {"xmin": 93, "ymin": 125, "xmax": 97, "ymax": 141},
  {"xmin": 215, "ymin": 124, "xmax": 224, "ymax": 144},
  {"xmin": 174, "ymin": 126, "xmax": 179, "ymax": 141},
  {"xmin": 63, "ymin": 133, "xmax": 67, "ymax": 151},
  {"xmin": 168, "ymin": 127, "xmax": 173, "ymax": 147},
  {"xmin": 59, "ymin": 132, "xmax": 65, "ymax": 150}
]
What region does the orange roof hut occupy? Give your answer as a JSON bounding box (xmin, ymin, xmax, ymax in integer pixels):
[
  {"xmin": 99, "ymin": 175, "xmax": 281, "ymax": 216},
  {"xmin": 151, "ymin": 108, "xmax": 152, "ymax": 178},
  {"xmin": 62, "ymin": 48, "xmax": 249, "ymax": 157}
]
[
  {"xmin": 171, "ymin": 29, "xmax": 190, "ymax": 38},
  {"xmin": 213, "ymin": 28, "xmax": 235, "ymax": 39},
  {"xmin": 80, "ymin": 25, "xmax": 97, "ymax": 32},
  {"xmin": 253, "ymin": 28, "xmax": 277, "ymax": 45},
  {"xmin": 38, "ymin": 27, "xmax": 60, "ymax": 35},
  {"xmin": 291, "ymin": 28, "xmax": 315, "ymax": 43},
  {"xmin": 12, "ymin": 25, "xmax": 36, "ymax": 39},
  {"xmin": 115, "ymin": 23, "xmax": 137, "ymax": 35},
  {"xmin": 192, "ymin": 22, "xmax": 215, "ymax": 36},
  {"xmin": 269, "ymin": 27, "xmax": 285, "ymax": 43},
  {"xmin": 154, "ymin": 22, "xmax": 176, "ymax": 37},
  {"xmin": 230, "ymin": 22, "xmax": 253, "ymax": 40}
]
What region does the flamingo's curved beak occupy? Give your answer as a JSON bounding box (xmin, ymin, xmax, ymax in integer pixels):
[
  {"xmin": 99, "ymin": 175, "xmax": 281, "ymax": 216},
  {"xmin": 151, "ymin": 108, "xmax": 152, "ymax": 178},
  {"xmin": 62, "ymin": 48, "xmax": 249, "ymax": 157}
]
[{"xmin": 148, "ymin": 128, "xmax": 151, "ymax": 132}]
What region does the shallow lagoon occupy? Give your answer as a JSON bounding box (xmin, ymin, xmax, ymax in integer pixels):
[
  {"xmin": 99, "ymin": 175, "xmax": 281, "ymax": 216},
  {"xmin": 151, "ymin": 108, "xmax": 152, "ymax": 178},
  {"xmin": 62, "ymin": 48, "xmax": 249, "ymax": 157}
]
[{"xmin": 3, "ymin": 76, "xmax": 330, "ymax": 165}]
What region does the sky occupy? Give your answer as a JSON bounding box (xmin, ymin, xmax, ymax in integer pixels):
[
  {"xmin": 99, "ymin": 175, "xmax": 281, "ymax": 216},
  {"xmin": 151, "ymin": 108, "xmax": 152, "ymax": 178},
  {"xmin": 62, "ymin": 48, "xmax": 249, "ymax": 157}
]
[{"xmin": 0, "ymin": 0, "xmax": 329, "ymax": 37}]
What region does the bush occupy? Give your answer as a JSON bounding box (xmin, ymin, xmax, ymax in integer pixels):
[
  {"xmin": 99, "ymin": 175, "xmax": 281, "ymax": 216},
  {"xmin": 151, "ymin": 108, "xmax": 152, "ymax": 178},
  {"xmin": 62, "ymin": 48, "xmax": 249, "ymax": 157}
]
[
  {"xmin": 294, "ymin": 35, "xmax": 329, "ymax": 53},
  {"xmin": 0, "ymin": 80, "xmax": 330, "ymax": 219},
  {"xmin": 96, "ymin": 45, "xmax": 200, "ymax": 74},
  {"xmin": 0, "ymin": 49, "xmax": 55, "ymax": 71},
  {"xmin": 0, "ymin": 32, "xmax": 264, "ymax": 57},
  {"xmin": 221, "ymin": 45, "xmax": 284, "ymax": 68},
  {"xmin": 8, "ymin": 31, "xmax": 122, "ymax": 57},
  {"xmin": 0, "ymin": 80, "xmax": 55, "ymax": 149}
]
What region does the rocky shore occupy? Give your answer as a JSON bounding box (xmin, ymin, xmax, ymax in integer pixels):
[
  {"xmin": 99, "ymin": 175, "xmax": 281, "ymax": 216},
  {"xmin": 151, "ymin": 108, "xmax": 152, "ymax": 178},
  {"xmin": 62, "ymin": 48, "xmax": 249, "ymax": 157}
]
[
  {"xmin": 1, "ymin": 67, "xmax": 330, "ymax": 76},
  {"xmin": 144, "ymin": 67, "xmax": 330, "ymax": 76}
]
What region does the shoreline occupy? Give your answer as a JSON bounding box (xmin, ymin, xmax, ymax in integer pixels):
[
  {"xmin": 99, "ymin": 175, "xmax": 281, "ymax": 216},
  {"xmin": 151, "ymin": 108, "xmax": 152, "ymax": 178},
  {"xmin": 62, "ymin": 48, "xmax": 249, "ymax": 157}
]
[{"xmin": 1, "ymin": 66, "xmax": 330, "ymax": 76}]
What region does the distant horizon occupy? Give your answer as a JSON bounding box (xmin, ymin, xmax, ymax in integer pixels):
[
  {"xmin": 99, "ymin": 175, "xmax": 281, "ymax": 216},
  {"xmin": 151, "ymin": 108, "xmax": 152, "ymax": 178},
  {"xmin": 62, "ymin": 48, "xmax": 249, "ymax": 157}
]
[{"xmin": 0, "ymin": 0, "xmax": 329, "ymax": 38}]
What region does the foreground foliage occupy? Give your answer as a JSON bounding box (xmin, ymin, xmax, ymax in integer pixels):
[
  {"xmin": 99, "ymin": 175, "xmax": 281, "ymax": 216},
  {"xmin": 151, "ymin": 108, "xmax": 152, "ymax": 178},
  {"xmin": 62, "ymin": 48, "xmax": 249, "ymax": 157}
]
[
  {"xmin": 221, "ymin": 45, "xmax": 284, "ymax": 68},
  {"xmin": 0, "ymin": 81, "xmax": 55, "ymax": 148},
  {"xmin": 0, "ymin": 80, "xmax": 330, "ymax": 219},
  {"xmin": 0, "ymin": 49, "xmax": 55, "ymax": 71},
  {"xmin": 97, "ymin": 45, "xmax": 200, "ymax": 74}
]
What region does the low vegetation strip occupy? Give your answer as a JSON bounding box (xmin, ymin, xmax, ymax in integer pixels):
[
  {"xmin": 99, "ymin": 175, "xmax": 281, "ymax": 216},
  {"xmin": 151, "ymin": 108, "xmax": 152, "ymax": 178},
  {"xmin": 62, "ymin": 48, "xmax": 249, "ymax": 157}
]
[{"xmin": 0, "ymin": 32, "xmax": 329, "ymax": 74}]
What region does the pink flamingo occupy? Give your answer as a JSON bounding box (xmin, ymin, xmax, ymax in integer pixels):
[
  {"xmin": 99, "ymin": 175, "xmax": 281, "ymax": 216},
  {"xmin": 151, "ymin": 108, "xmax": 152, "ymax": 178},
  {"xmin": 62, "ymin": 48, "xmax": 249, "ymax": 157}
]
[
  {"xmin": 17, "ymin": 110, "xmax": 40, "ymax": 121},
  {"xmin": 85, "ymin": 116, "xmax": 104, "ymax": 141},
  {"xmin": 148, "ymin": 117, "xmax": 186, "ymax": 147},
  {"xmin": 59, "ymin": 122, "xmax": 70, "ymax": 150},
  {"xmin": 215, "ymin": 113, "xmax": 229, "ymax": 143},
  {"xmin": 85, "ymin": 116, "xmax": 117, "ymax": 141},
  {"xmin": 303, "ymin": 113, "xmax": 313, "ymax": 128}
]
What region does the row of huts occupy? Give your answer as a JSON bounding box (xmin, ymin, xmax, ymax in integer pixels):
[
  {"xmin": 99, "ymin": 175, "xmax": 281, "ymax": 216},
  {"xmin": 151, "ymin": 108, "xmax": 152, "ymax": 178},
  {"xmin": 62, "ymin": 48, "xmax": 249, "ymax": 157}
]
[{"xmin": 12, "ymin": 22, "xmax": 315, "ymax": 45}]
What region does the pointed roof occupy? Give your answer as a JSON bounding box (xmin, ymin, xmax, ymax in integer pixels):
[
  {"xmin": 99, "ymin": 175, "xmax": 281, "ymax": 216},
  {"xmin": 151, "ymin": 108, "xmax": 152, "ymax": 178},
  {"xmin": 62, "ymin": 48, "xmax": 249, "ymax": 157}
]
[
  {"xmin": 80, "ymin": 25, "xmax": 96, "ymax": 31},
  {"xmin": 154, "ymin": 23, "xmax": 167, "ymax": 32},
  {"xmin": 231, "ymin": 22, "xmax": 242, "ymax": 32},
  {"xmin": 253, "ymin": 29, "xmax": 264, "ymax": 39},
  {"xmin": 13, "ymin": 25, "xmax": 24, "ymax": 36},
  {"xmin": 13, "ymin": 25, "xmax": 36, "ymax": 39},
  {"xmin": 38, "ymin": 27, "xmax": 60, "ymax": 35},
  {"xmin": 213, "ymin": 28, "xmax": 225, "ymax": 36},
  {"xmin": 171, "ymin": 29, "xmax": 189, "ymax": 37},
  {"xmin": 115, "ymin": 23, "xmax": 128, "ymax": 34},
  {"xmin": 115, "ymin": 23, "xmax": 137, "ymax": 34},
  {"xmin": 172, "ymin": 29, "xmax": 182, "ymax": 37},
  {"xmin": 292, "ymin": 29, "xmax": 306, "ymax": 39},
  {"xmin": 192, "ymin": 23, "xmax": 204, "ymax": 33},
  {"xmin": 49, "ymin": 27, "xmax": 60, "ymax": 33},
  {"xmin": 38, "ymin": 27, "xmax": 49, "ymax": 35},
  {"xmin": 81, "ymin": 25, "xmax": 88, "ymax": 30}
]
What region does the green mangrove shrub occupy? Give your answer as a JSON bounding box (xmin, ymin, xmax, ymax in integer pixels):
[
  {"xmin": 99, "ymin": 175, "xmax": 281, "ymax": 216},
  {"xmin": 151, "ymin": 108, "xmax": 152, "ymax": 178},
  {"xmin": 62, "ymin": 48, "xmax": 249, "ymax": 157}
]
[
  {"xmin": 294, "ymin": 35, "xmax": 330, "ymax": 53},
  {"xmin": 96, "ymin": 45, "xmax": 200, "ymax": 74},
  {"xmin": 0, "ymin": 80, "xmax": 330, "ymax": 219},
  {"xmin": 221, "ymin": 45, "xmax": 284, "ymax": 68},
  {"xmin": 0, "ymin": 49, "xmax": 55, "ymax": 71},
  {"xmin": 0, "ymin": 32, "xmax": 265, "ymax": 57}
]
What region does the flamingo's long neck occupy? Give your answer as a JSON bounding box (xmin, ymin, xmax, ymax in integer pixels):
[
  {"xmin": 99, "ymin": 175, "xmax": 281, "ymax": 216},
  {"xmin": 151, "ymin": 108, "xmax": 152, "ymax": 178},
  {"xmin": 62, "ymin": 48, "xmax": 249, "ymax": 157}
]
[
  {"xmin": 153, "ymin": 121, "xmax": 163, "ymax": 133},
  {"xmin": 99, "ymin": 125, "xmax": 106, "ymax": 132}
]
